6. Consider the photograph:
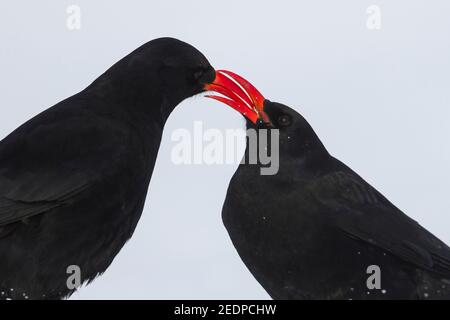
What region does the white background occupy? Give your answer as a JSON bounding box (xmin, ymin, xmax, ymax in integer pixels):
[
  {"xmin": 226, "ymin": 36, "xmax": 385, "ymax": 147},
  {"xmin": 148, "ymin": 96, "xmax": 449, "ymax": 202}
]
[{"xmin": 0, "ymin": 1, "xmax": 449, "ymax": 299}]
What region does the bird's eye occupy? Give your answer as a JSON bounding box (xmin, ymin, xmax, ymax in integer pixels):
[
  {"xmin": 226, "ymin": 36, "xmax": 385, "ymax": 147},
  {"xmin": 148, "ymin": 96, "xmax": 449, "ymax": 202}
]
[
  {"xmin": 277, "ymin": 114, "xmax": 292, "ymax": 127},
  {"xmin": 193, "ymin": 69, "xmax": 204, "ymax": 81}
]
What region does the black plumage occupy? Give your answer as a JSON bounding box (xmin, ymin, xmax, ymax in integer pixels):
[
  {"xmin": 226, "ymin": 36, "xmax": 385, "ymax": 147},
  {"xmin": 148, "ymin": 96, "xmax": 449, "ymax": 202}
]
[
  {"xmin": 222, "ymin": 100, "xmax": 450, "ymax": 299},
  {"xmin": 0, "ymin": 37, "xmax": 215, "ymax": 299}
]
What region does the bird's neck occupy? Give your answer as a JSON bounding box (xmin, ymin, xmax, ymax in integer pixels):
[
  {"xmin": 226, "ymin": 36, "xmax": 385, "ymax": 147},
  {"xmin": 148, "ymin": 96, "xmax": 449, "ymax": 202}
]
[{"xmin": 84, "ymin": 69, "xmax": 180, "ymax": 129}]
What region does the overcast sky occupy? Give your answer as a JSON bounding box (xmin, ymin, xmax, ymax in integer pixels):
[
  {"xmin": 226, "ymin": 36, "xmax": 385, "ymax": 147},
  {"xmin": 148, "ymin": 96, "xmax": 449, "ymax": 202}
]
[{"xmin": 0, "ymin": 1, "xmax": 449, "ymax": 299}]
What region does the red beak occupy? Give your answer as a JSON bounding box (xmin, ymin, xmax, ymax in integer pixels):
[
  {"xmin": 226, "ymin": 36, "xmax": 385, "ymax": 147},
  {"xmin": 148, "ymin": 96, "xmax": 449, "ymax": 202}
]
[{"xmin": 204, "ymin": 70, "xmax": 270, "ymax": 124}]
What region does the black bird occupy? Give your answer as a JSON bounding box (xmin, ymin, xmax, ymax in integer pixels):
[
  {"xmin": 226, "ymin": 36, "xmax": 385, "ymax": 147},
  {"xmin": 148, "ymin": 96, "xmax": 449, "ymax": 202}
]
[
  {"xmin": 0, "ymin": 37, "xmax": 224, "ymax": 299},
  {"xmin": 207, "ymin": 70, "xmax": 450, "ymax": 299}
]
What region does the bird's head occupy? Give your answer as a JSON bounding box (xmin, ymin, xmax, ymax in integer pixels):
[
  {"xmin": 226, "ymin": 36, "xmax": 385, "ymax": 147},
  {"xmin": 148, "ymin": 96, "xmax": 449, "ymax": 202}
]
[
  {"xmin": 205, "ymin": 70, "xmax": 328, "ymax": 161},
  {"xmin": 94, "ymin": 37, "xmax": 216, "ymax": 111},
  {"xmin": 141, "ymin": 38, "xmax": 216, "ymax": 105}
]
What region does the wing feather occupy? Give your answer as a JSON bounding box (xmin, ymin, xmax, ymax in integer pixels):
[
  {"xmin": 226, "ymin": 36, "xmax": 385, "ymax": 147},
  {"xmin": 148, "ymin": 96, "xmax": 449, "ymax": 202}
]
[{"xmin": 307, "ymin": 167, "xmax": 450, "ymax": 276}]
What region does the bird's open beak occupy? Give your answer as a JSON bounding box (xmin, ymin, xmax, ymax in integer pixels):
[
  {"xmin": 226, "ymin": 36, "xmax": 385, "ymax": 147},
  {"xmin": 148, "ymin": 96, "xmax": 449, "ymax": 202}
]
[{"xmin": 204, "ymin": 70, "xmax": 271, "ymax": 125}]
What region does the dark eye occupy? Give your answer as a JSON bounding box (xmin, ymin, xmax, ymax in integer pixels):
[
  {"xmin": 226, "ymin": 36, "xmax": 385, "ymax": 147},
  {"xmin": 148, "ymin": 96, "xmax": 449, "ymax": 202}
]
[
  {"xmin": 193, "ymin": 68, "xmax": 204, "ymax": 81},
  {"xmin": 277, "ymin": 114, "xmax": 292, "ymax": 127}
]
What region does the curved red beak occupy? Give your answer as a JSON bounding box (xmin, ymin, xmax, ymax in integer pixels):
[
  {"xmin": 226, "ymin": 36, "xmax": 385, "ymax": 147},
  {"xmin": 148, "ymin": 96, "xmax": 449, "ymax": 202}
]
[{"xmin": 204, "ymin": 70, "xmax": 270, "ymax": 124}]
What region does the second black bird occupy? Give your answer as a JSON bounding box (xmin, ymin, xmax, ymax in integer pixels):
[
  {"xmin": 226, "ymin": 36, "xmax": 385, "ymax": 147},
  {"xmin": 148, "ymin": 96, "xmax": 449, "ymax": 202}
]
[{"xmin": 207, "ymin": 70, "xmax": 450, "ymax": 299}]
